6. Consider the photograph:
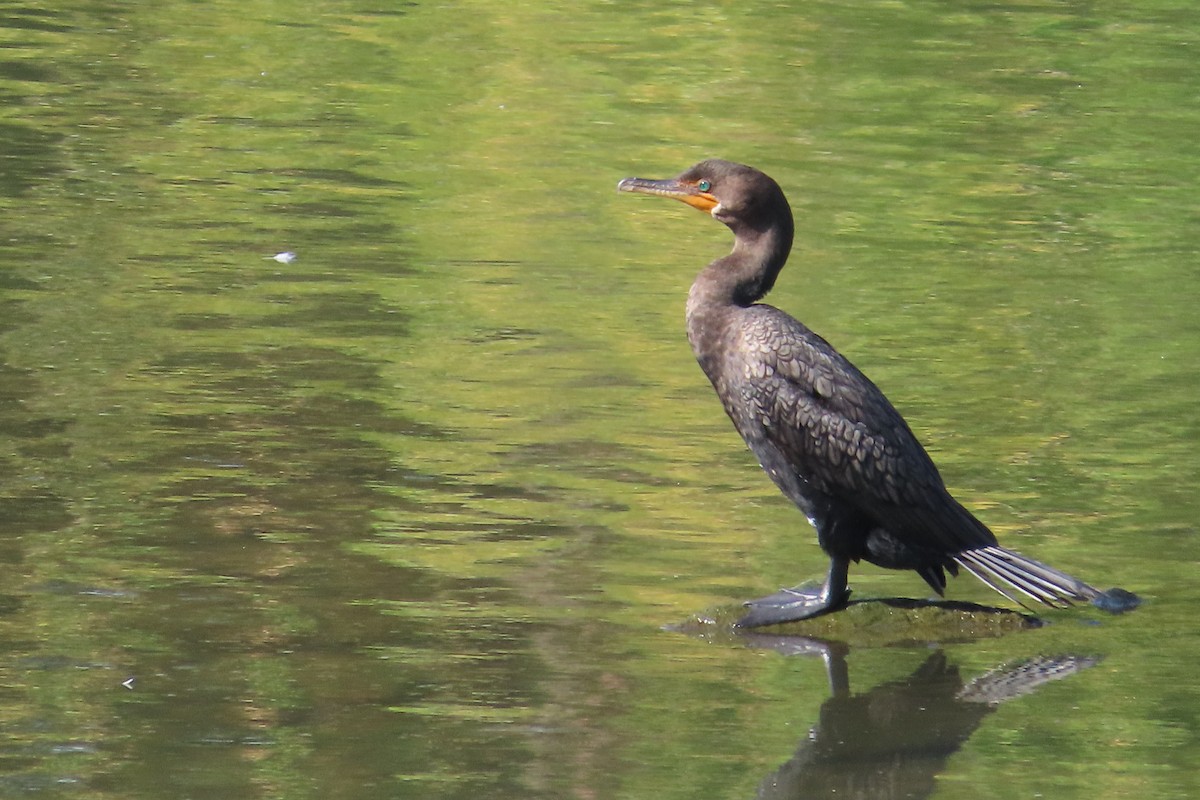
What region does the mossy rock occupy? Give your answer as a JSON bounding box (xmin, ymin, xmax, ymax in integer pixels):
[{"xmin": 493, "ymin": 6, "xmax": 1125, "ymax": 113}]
[{"xmin": 672, "ymin": 597, "xmax": 1040, "ymax": 648}]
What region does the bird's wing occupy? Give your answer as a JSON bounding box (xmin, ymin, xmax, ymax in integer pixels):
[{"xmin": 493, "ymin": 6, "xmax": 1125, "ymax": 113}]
[{"xmin": 727, "ymin": 306, "xmax": 990, "ymax": 550}]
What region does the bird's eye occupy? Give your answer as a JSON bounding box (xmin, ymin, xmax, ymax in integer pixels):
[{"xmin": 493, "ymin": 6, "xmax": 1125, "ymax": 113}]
[{"xmin": 697, "ymin": 180, "xmax": 712, "ymax": 192}]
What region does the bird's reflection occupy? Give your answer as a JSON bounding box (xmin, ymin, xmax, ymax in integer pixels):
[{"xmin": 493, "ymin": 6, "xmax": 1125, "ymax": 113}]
[{"xmin": 747, "ymin": 638, "xmax": 1096, "ymax": 800}]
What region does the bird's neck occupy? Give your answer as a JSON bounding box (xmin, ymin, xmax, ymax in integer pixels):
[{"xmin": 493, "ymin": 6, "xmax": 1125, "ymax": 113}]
[
  {"xmin": 693, "ymin": 218, "xmax": 792, "ymax": 307},
  {"xmin": 691, "ymin": 219, "xmax": 792, "ymax": 311},
  {"xmin": 686, "ymin": 221, "xmax": 792, "ymax": 363}
]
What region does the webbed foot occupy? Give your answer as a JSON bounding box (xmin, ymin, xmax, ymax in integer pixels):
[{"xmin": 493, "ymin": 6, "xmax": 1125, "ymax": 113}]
[{"xmin": 735, "ymin": 582, "xmax": 851, "ymax": 628}]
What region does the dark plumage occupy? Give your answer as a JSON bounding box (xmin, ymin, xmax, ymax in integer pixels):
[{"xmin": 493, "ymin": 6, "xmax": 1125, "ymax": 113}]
[{"xmin": 618, "ymin": 159, "xmax": 1130, "ymax": 626}]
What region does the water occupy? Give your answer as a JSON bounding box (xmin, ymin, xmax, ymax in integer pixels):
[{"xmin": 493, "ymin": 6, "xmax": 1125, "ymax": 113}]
[{"xmin": 1, "ymin": 1, "xmax": 1198, "ymax": 797}]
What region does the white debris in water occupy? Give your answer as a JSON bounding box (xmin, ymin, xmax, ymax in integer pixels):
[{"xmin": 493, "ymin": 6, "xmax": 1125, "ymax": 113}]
[{"xmin": 272, "ymin": 251, "xmax": 297, "ymax": 264}]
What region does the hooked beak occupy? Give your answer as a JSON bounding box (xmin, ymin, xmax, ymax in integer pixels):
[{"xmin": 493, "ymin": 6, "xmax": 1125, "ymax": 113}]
[{"xmin": 617, "ymin": 176, "xmax": 719, "ymax": 214}]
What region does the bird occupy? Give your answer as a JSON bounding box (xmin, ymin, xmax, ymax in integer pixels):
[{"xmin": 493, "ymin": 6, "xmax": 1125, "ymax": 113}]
[{"xmin": 618, "ymin": 159, "xmax": 1135, "ymax": 627}]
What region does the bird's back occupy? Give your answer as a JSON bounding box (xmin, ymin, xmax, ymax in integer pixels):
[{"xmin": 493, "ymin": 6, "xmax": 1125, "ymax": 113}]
[{"xmin": 698, "ymin": 302, "xmax": 997, "ymax": 557}]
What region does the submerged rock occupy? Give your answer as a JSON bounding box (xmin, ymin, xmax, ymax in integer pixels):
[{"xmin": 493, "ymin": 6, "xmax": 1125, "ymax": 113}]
[{"xmin": 672, "ymin": 597, "xmax": 1039, "ymax": 648}]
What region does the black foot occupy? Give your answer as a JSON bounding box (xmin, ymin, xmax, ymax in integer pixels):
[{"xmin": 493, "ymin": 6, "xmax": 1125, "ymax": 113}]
[{"xmin": 735, "ymin": 582, "xmax": 852, "ymax": 628}]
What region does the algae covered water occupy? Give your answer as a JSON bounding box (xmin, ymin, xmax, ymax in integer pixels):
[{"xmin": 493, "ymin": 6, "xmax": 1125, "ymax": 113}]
[{"xmin": 0, "ymin": 2, "xmax": 1197, "ymax": 798}]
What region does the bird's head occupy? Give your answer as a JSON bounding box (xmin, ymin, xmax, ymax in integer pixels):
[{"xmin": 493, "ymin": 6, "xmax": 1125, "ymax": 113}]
[{"xmin": 617, "ymin": 159, "xmax": 790, "ymax": 235}]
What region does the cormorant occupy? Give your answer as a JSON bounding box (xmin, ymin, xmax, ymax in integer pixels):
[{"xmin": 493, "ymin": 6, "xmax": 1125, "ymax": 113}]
[{"xmin": 618, "ymin": 159, "xmax": 1133, "ymax": 627}]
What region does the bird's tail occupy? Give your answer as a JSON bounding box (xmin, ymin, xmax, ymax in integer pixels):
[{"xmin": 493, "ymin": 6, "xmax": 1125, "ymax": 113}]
[{"xmin": 953, "ymin": 546, "xmax": 1099, "ymax": 609}]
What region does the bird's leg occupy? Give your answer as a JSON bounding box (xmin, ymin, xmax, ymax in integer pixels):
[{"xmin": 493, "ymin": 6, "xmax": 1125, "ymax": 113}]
[{"xmin": 736, "ymin": 557, "xmax": 851, "ymax": 628}]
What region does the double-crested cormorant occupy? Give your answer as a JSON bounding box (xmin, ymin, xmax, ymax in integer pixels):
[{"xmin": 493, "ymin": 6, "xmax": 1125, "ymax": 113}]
[{"xmin": 618, "ymin": 159, "xmax": 1133, "ymax": 627}]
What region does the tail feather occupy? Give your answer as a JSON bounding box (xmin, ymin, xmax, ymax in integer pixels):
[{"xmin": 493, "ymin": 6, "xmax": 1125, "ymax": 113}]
[
  {"xmin": 970, "ymin": 549, "xmax": 1075, "ymax": 606},
  {"xmin": 954, "ymin": 556, "xmax": 1031, "ymax": 608},
  {"xmin": 953, "ymin": 546, "xmax": 1099, "ymax": 609}
]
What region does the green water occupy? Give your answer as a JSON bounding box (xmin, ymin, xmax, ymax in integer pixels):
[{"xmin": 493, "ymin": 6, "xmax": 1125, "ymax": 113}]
[{"xmin": 0, "ymin": 1, "xmax": 1198, "ymax": 797}]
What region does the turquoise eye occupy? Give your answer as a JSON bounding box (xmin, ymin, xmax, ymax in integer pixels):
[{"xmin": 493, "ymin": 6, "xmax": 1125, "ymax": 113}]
[{"xmin": 697, "ymin": 180, "xmax": 712, "ymax": 192}]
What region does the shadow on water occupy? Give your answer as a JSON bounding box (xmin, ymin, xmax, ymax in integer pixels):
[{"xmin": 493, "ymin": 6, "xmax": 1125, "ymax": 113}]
[{"xmin": 747, "ymin": 640, "xmax": 1097, "ymax": 800}]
